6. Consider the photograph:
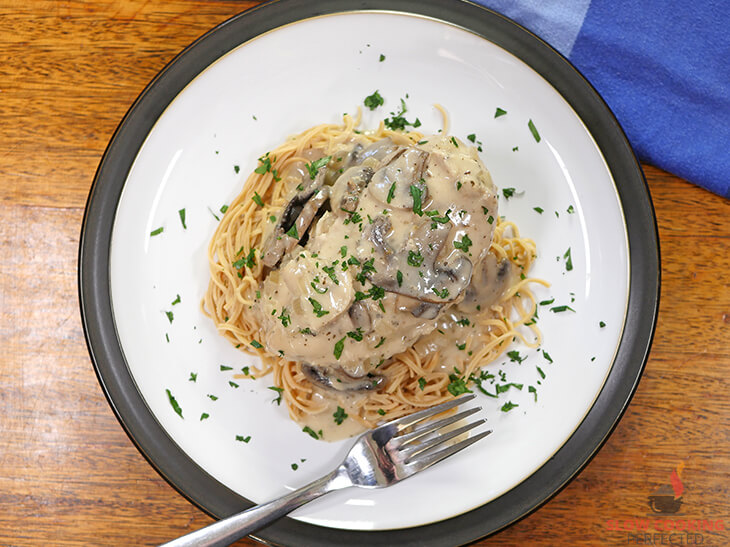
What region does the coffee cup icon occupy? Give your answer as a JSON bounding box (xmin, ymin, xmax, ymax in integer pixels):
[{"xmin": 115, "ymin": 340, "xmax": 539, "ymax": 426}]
[{"xmin": 648, "ymin": 484, "xmax": 683, "ymax": 514}]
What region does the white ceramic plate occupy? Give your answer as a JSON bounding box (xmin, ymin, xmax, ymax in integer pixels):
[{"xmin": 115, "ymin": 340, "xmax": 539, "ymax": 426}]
[{"xmin": 80, "ymin": 2, "xmax": 658, "ymax": 544}]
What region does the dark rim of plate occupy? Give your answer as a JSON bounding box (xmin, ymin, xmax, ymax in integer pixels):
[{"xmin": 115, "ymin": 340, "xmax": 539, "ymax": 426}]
[{"xmin": 78, "ymin": 0, "xmax": 660, "ymax": 545}]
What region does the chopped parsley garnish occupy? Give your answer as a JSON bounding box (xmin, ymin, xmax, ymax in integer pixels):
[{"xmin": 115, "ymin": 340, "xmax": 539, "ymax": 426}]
[
  {"xmin": 207, "ymin": 394, "xmax": 218, "ymax": 401},
  {"xmin": 528, "ymin": 119, "xmax": 541, "ymax": 142},
  {"xmin": 268, "ymin": 386, "xmax": 284, "ymax": 405},
  {"xmin": 507, "ymin": 350, "xmax": 525, "ymax": 363},
  {"xmin": 496, "ymin": 382, "xmax": 523, "ymax": 394},
  {"xmin": 550, "ymin": 305, "xmax": 575, "ymax": 313},
  {"xmin": 285, "ymin": 224, "xmax": 299, "ymax": 239},
  {"xmin": 410, "ymin": 184, "xmax": 424, "ymax": 216},
  {"xmin": 254, "ymin": 152, "xmax": 274, "ymax": 175},
  {"xmin": 333, "ymin": 336, "xmax": 346, "ymax": 359},
  {"xmin": 501, "ymin": 401, "xmax": 519, "ymax": 412},
  {"xmin": 150, "ymin": 227, "xmax": 164, "ymax": 236},
  {"xmin": 165, "ymin": 311, "xmax": 174, "ymax": 323},
  {"xmin": 234, "ymin": 165, "xmax": 240, "ymax": 174},
  {"xmin": 396, "ymin": 270, "xmax": 403, "ymax": 287},
  {"xmin": 599, "ymin": 321, "xmax": 606, "ymax": 328},
  {"xmin": 384, "ymin": 98, "xmax": 421, "ymax": 131},
  {"xmin": 232, "ymin": 248, "xmax": 256, "ymax": 270},
  {"xmin": 200, "ymin": 413, "xmax": 210, "ymax": 421},
  {"xmin": 539, "ymin": 298, "xmax": 555, "ymax": 306},
  {"xmin": 456, "ymin": 318, "xmax": 470, "ymax": 326},
  {"xmin": 250, "ymin": 340, "xmax": 263, "ymax": 349},
  {"xmin": 308, "ymin": 298, "xmax": 330, "ymax": 317},
  {"xmin": 229, "ymin": 381, "xmax": 239, "ymax": 388},
  {"xmin": 322, "ymin": 265, "xmax": 339, "ymax": 284},
  {"xmin": 189, "ymin": 372, "xmax": 197, "ymax": 382},
  {"xmin": 494, "ymin": 107, "xmax": 507, "ymax": 118},
  {"xmin": 171, "ymin": 294, "xmax": 181, "ymax": 305},
  {"xmin": 450, "ymin": 136, "xmax": 459, "ymax": 147},
  {"xmin": 303, "ymin": 426, "xmax": 320, "ymax": 440},
  {"xmin": 165, "ymin": 389, "xmax": 183, "ymax": 419},
  {"xmin": 252, "ymin": 191, "xmax": 264, "ymax": 207},
  {"xmin": 418, "ymin": 377, "xmax": 427, "ymax": 390},
  {"xmin": 340, "ymin": 245, "xmax": 347, "ymax": 258},
  {"xmin": 407, "ymin": 250, "xmax": 424, "ymax": 267},
  {"xmin": 310, "ymin": 280, "xmax": 328, "ymax": 294},
  {"xmin": 453, "ymin": 234, "xmax": 473, "ymax": 252},
  {"xmin": 467, "ymin": 133, "xmax": 476, "ymax": 143},
  {"xmin": 236, "ymin": 435, "xmax": 251, "ymax": 443},
  {"xmin": 377, "ymin": 408, "xmax": 386, "ymax": 416},
  {"xmin": 347, "ymin": 328, "xmax": 364, "ymax": 341},
  {"xmin": 278, "ymin": 308, "xmax": 291, "ymax": 327},
  {"xmin": 306, "ymin": 156, "xmax": 332, "ymax": 179},
  {"xmin": 269, "ymin": 215, "xmax": 276, "ymax": 223},
  {"xmin": 432, "ymin": 287, "xmax": 449, "ymax": 299},
  {"xmin": 220, "ymin": 204, "xmax": 229, "ymax": 214},
  {"xmin": 529, "ymin": 385, "xmax": 537, "ymax": 402},
  {"xmin": 333, "ymin": 406, "xmax": 348, "ymax": 425},
  {"xmin": 374, "ymin": 337, "xmax": 385, "ymax": 348},
  {"xmin": 534, "ymin": 207, "xmax": 544, "ymax": 214},
  {"xmin": 242, "ymin": 366, "xmax": 250, "ymax": 375},
  {"xmin": 502, "ymin": 187, "xmax": 516, "ymax": 199},
  {"xmin": 178, "ymin": 208, "xmax": 187, "ymax": 229},
  {"xmin": 456, "ymin": 342, "xmax": 466, "ymax": 351},
  {"xmin": 379, "ymin": 54, "xmax": 385, "ymax": 62},
  {"xmin": 567, "ymin": 205, "xmax": 575, "ymax": 214},
  {"xmin": 386, "ymin": 182, "xmax": 396, "ymax": 203},
  {"xmin": 542, "ymin": 350, "xmax": 553, "ymax": 363},
  {"xmin": 447, "ymin": 371, "xmax": 472, "ymax": 396},
  {"xmin": 364, "ymin": 90, "xmax": 384, "ymax": 110},
  {"xmin": 429, "ymin": 209, "xmax": 451, "ymax": 224},
  {"xmin": 564, "ymin": 248, "xmax": 573, "ymax": 271},
  {"xmin": 536, "ymin": 366, "xmax": 546, "ymax": 379},
  {"xmin": 355, "ymin": 258, "xmax": 376, "ymax": 284},
  {"xmin": 219, "ymin": 365, "xmax": 232, "ymax": 371}
]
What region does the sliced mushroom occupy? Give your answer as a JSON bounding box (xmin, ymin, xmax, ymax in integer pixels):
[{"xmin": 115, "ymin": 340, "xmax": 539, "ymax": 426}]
[
  {"xmin": 368, "ymin": 219, "xmax": 473, "ymax": 307},
  {"xmin": 348, "ymin": 301, "xmax": 372, "ymax": 332},
  {"xmin": 302, "ymin": 363, "xmax": 385, "ymax": 392},
  {"xmin": 337, "ymin": 166, "xmax": 374, "ymax": 212},
  {"xmin": 354, "ymin": 137, "xmax": 400, "ymax": 165},
  {"xmin": 456, "ymin": 253, "xmax": 514, "ymax": 314},
  {"xmin": 262, "ymin": 171, "xmax": 329, "ymax": 268},
  {"xmin": 394, "ymin": 295, "xmax": 443, "ymax": 320}
]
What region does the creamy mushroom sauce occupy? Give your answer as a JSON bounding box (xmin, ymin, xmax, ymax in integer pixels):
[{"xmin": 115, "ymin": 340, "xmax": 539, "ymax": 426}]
[{"xmin": 255, "ymin": 135, "xmax": 504, "ymax": 438}]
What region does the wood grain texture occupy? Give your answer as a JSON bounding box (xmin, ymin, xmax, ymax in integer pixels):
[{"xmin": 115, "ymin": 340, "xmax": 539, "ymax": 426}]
[{"xmin": 1, "ymin": 2, "xmax": 728, "ymax": 546}]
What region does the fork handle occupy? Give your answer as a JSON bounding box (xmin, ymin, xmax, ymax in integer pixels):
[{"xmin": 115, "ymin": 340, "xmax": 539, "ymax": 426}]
[{"xmin": 162, "ymin": 467, "xmax": 349, "ymax": 547}]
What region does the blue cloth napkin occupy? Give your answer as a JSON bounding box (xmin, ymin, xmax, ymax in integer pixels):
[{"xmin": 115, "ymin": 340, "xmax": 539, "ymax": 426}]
[{"xmin": 475, "ymin": 0, "xmax": 730, "ymax": 198}]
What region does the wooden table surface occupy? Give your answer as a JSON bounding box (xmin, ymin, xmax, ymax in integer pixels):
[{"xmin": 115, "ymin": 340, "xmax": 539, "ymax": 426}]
[{"xmin": 2, "ymin": 2, "xmax": 728, "ymax": 545}]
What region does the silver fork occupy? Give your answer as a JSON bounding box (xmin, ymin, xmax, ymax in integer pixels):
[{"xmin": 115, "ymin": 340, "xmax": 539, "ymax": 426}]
[{"xmin": 163, "ymin": 393, "xmax": 490, "ymax": 547}]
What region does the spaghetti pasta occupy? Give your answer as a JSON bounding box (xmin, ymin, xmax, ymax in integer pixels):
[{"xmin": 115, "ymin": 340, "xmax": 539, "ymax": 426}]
[{"xmin": 203, "ymin": 112, "xmax": 545, "ymax": 439}]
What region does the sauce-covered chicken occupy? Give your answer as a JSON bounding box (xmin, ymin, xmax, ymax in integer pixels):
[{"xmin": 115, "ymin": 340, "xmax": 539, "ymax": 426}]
[{"xmin": 256, "ymin": 135, "xmax": 498, "ymax": 391}]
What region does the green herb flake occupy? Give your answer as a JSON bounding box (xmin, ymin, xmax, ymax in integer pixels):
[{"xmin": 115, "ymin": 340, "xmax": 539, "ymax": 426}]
[
  {"xmin": 200, "ymin": 412, "xmax": 210, "ymax": 421},
  {"xmin": 407, "ymin": 250, "xmax": 424, "ymax": 267},
  {"xmin": 291, "ymin": 463, "xmax": 299, "ymax": 470},
  {"xmin": 534, "ymin": 206, "xmax": 544, "ymax": 214},
  {"xmin": 189, "ymin": 372, "xmax": 197, "ymax": 382},
  {"xmin": 165, "ymin": 311, "xmax": 174, "ymax": 324},
  {"xmin": 219, "ymin": 365, "xmax": 232, "ymax": 371},
  {"xmin": 207, "ymin": 394, "xmax": 218, "ymax": 401},
  {"xmin": 450, "ymin": 136, "xmax": 459, "ymax": 148},
  {"xmin": 542, "ymin": 350, "xmax": 553, "ymax": 363},
  {"xmin": 377, "ymin": 408, "xmax": 386, "ymax": 416},
  {"xmin": 599, "ymin": 321, "xmax": 606, "ymax": 328},
  {"xmin": 220, "ymin": 204, "xmax": 229, "ymax": 214},
  {"xmin": 386, "ymin": 182, "xmax": 396, "ymax": 204},
  {"xmin": 528, "ymin": 119, "xmax": 541, "ymax": 142},
  {"xmin": 467, "ymin": 133, "xmax": 476, "ymax": 143},
  {"xmin": 306, "ymin": 156, "xmax": 332, "ymax": 179},
  {"xmin": 285, "ymin": 224, "xmax": 299, "ymax": 239},
  {"xmin": 303, "ymin": 426, "xmax": 320, "ymax": 440},
  {"xmin": 536, "ymin": 366, "xmax": 546, "ymax": 379},
  {"xmin": 539, "ymin": 298, "xmax": 555, "ymax": 306},
  {"xmin": 234, "ymin": 165, "xmax": 240, "ymax": 174},
  {"xmin": 379, "ymin": 54, "xmax": 385, "ymax": 62},
  {"xmin": 550, "ymin": 305, "xmax": 575, "ymax": 313},
  {"xmin": 333, "ymin": 406, "xmax": 348, "ymax": 425},
  {"xmin": 250, "ymin": 340, "xmax": 263, "ymax": 349},
  {"xmin": 229, "ymin": 381, "xmax": 239, "ymax": 388},
  {"xmin": 278, "ymin": 308, "xmax": 291, "ymax": 327},
  {"xmin": 507, "ymin": 350, "xmax": 525, "ymax": 363},
  {"xmin": 501, "ymin": 401, "xmax": 519, "ymax": 412},
  {"xmin": 447, "ymin": 372, "xmax": 472, "ymax": 396},
  {"xmin": 268, "ymin": 386, "xmax": 284, "ymax": 405},
  {"xmin": 332, "ymin": 337, "xmax": 347, "ymax": 360},
  {"xmin": 364, "ymin": 90, "xmax": 384, "ymax": 110},
  {"xmin": 165, "ymin": 389, "xmax": 183, "ymax": 419},
  {"xmin": 396, "ymin": 270, "xmax": 403, "ymax": 287},
  {"xmin": 564, "ymin": 248, "xmax": 573, "ymax": 271},
  {"xmin": 236, "ymin": 435, "xmax": 251, "ymax": 443},
  {"xmin": 453, "ymin": 234, "xmax": 473, "ymax": 252},
  {"xmin": 252, "ymin": 192, "xmax": 264, "ymax": 207},
  {"xmin": 308, "ymin": 298, "xmax": 330, "ymax": 318},
  {"xmin": 418, "ymin": 377, "xmax": 427, "ymax": 391},
  {"xmin": 502, "ymin": 187, "xmax": 516, "ymax": 199},
  {"xmin": 567, "ymin": 205, "xmax": 575, "ymax": 214},
  {"xmin": 528, "ymin": 385, "xmax": 537, "ymax": 402},
  {"xmin": 495, "ymin": 107, "xmax": 507, "ymax": 118},
  {"xmin": 178, "ymin": 208, "xmax": 187, "ymax": 229},
  {"xmin": 374, "ymin": 337, "xmax": 385, "ymax": 348},
  {"xmin": 410, "ymin": 184, "xmax": 424, "ymax": 216},
  {"xmin": 150, "ymin": 227, "xmax": 164, "ymax": 236}
]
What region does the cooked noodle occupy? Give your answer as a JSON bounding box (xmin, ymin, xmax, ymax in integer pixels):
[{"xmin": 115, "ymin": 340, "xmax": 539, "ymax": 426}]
[{"xmin": 202, "ymin": 111, "xmax": 546, "ymax": 431}]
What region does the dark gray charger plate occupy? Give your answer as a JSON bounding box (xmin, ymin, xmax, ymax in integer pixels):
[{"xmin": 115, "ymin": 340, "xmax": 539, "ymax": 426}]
[{"xmin": 78, "ymin": 1, "xmax": 660, "ymax": 544}]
